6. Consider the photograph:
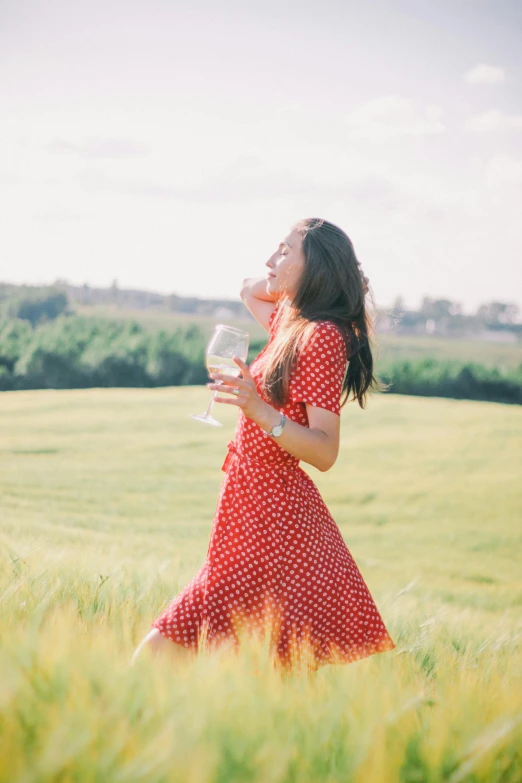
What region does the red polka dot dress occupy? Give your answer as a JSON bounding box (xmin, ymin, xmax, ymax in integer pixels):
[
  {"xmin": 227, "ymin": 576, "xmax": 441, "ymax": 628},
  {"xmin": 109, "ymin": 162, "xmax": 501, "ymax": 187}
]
[{"xmin": 151, "ymin": 301, "xmax": 396, "ymax": 671}]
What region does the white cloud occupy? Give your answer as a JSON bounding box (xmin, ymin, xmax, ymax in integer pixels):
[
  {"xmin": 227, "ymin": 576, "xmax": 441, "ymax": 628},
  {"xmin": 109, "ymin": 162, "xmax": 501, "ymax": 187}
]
[
  {"xmin": 46, "ymin": 136, "xmax": 149, "ymax": 159},
  {"xmin": 343, "ymin": 95, "xmax": 445, "ymax": 142},
  {"xmin": 463, "ymin": 63, "xmax": 506, "ymax": 85},
  {"xmin": 465, "ymin": 109, "xmax": 522, "ymax": 132},
  {"xmin": 65, "ymin": 153, "xmax": 401, "ymax": 211},
  {"xmin": 483, "ymin": 154, "xmax": 522, "ymax": 188}
]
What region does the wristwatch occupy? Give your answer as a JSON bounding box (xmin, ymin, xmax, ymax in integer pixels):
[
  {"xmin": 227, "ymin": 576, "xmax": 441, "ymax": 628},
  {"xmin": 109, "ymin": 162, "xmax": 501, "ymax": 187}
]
[{"xmin": 266, "ymin": 413, "xmax": 287, "ymax": 438}]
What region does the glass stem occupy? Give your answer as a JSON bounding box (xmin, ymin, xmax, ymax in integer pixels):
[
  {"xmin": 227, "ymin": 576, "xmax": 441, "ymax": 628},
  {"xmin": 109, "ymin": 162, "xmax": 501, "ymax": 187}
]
[{"xmin": 205, "ymin": 386, "xmax": 220, "ymax": 417}]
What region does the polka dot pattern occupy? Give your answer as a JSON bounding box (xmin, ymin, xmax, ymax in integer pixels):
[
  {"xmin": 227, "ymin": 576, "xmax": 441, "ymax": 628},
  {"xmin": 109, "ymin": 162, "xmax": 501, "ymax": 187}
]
[
  {"xmin": 151, "ymin": 301, "xmax": 396, "ymax": 670},
  {"xmin": 289, "ymin": 318, "xmax": 348, "ymax": 417}
]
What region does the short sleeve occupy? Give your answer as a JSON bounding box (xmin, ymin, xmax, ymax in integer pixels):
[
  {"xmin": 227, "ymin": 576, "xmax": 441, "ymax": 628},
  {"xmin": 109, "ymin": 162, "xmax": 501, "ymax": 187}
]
[{"xmin": 289, "ymin": 322, "xmax": 347, "ymax": 415}]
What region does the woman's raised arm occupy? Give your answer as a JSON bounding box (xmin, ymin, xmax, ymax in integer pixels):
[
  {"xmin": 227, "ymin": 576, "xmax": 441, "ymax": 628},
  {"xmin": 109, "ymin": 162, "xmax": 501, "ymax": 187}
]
[
  {"xmin": 240, "ymin": 276, "xmax": 279, "ymax": 303},
  {"xmin": 240, "ymin": 276, "xmax": 281, "ymax": 333}
]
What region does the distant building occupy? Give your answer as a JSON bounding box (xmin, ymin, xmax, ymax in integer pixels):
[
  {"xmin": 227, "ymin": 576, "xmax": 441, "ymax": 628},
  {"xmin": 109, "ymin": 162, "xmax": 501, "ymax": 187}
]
[
  {"xmin": 474, "ymin": 329, "xmax": 518, "ymax": 344},
  {"xmin": 213, "ymin": 306, "xmax": 235, "ymax": 320}
]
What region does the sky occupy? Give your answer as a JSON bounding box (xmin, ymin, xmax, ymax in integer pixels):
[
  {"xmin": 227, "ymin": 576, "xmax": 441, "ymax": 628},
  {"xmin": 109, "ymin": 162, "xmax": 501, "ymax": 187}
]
[{"xmin": 1, "ymin": 0, "xmax": 521, "ymax": 315}]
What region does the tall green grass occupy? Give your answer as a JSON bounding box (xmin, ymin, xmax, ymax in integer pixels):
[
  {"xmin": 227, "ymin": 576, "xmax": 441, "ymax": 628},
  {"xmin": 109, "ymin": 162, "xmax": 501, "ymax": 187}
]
[{"xmin": 1, "ymin": 388, "xmax": 521, "ymax": 782}]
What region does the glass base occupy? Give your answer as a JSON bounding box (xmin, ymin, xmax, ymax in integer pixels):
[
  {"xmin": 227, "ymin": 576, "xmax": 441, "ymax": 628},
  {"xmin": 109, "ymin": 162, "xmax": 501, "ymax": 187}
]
[{"xmin": 190, "ymin": 413, "xmax": 223, "ymax": 427}]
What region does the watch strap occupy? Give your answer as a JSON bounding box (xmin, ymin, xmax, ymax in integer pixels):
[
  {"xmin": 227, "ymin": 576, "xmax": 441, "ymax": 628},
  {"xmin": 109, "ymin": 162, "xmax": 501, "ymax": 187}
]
[{"xmin": 267, "ymin": 413, "xmax": 286, "ymax": 437}]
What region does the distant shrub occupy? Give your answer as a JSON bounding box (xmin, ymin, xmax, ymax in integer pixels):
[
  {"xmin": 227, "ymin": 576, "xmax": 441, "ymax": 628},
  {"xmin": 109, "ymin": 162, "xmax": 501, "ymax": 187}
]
[
  {"xmin": 0, "ymin": 313, "xmax": 520, "ymax": 404},
  {"xmin": 0, "ymin": 316, "xmax": 207, "ymax": 391},
  {"xmin": 1, "ymin": 288, "xmax": 69, "ymax": 327},
  {"xmin": 379, "ymin": 359, "xmax": 522, "ymax": 405}
]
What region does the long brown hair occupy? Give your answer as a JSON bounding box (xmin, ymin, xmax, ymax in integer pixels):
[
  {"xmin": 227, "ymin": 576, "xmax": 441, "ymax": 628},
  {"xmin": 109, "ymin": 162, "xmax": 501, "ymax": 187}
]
[{"xmin": 260, "ymin": 217, "xmax": 386, "ymax": 410}]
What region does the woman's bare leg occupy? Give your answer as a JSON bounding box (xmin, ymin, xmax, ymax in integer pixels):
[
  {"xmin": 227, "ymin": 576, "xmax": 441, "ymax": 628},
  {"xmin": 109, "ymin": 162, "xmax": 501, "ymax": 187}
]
[{"xmin": 130, "ymin": 628, "xmax": 196, "ymax": 667}]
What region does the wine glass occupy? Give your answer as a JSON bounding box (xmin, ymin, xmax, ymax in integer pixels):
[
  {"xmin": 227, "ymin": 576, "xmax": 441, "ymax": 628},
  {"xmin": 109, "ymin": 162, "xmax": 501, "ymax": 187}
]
[{"xmin": 190, "ymin": 324, "xmax": 250, "ymax": 427}]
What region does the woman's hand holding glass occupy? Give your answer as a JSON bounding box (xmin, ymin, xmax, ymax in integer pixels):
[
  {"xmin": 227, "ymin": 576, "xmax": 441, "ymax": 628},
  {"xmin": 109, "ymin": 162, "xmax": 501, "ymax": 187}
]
[
  {"xmin": 191, "ymin": 324, "xmax": 250, "ymax": 427},
  {"xmin": 207, "ymin": 357, "xmax": 267, "ymax": 423}
]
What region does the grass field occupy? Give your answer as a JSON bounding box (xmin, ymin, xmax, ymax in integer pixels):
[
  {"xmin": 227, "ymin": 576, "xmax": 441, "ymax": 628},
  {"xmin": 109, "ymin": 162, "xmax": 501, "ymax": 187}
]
[{"xmin": 1, "ymin": 387, "xmax": 521, "ymax": 782}]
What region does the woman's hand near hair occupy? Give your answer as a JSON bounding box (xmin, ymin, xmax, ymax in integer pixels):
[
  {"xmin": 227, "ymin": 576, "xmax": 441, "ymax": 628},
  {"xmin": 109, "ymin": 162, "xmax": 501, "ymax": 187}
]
[
  {"xmin": 242, "ymin": 270, "xmax": 368, "ymax": 299},
  {"xmin": 240, "ymin": 276, "xmax": 280, "ymax": 303},
  {"xmin": 240, "ymin": 276, "xmax": 282, "ymax": 332}
]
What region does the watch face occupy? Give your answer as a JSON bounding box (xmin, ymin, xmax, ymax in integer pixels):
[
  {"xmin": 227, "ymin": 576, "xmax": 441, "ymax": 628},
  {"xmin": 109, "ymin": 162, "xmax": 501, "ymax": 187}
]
[{"xmin": 272, "ymin": 425, "xmax": 283, "ymax": 436}]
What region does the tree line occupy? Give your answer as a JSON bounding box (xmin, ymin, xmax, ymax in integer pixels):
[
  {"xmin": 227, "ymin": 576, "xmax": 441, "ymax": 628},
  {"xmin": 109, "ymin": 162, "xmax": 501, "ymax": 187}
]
[{"xmin": 2, "ymin": 280, "xmax": 520, "ymax": 333}]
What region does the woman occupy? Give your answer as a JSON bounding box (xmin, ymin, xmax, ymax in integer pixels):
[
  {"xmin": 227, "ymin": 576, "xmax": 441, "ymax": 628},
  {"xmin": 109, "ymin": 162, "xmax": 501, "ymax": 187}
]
[{"xmin": 131, "ymin": 217, "xmax": 396, "ymax": 673}]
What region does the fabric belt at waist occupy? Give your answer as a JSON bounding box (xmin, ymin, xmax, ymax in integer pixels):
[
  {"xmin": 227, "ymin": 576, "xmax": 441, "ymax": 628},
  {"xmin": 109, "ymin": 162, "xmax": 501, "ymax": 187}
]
[{"xmin": 221, "ymin": 439, "xmax": 300, "ymax": 475}]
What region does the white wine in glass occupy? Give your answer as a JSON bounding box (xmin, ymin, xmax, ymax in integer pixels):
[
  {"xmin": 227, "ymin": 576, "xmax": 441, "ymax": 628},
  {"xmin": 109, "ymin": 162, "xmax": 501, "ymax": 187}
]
[{"xmin": 191, "ymin": 324, "xmax": 250, "ymax": 427}]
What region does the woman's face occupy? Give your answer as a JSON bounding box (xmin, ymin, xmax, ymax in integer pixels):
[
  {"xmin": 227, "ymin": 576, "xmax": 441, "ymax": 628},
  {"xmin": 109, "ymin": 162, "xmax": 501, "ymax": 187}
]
[{"xmin": 265, "ymin": 227, "xmax": 305, "ymax": 301}]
